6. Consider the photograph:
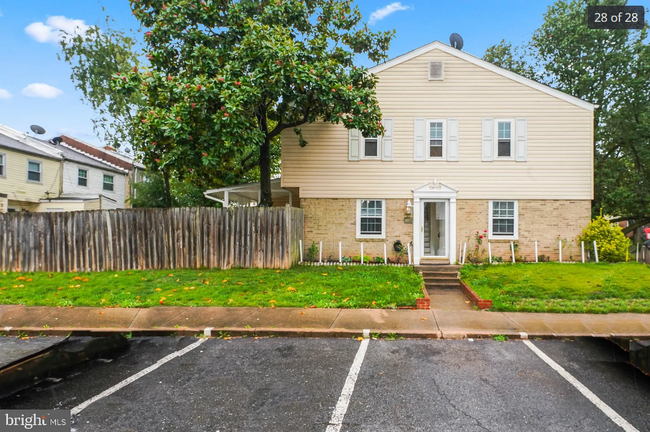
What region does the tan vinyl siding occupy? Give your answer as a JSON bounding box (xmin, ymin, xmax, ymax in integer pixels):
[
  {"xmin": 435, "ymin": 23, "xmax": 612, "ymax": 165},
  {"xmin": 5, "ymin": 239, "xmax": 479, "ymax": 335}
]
[
  {"xmin": 281, "ymin": 48, "xmax": 593, "ymax": 200},
  {"xmin": 0, "ymin": 148, "xmax": 61, "ymax": 203}
]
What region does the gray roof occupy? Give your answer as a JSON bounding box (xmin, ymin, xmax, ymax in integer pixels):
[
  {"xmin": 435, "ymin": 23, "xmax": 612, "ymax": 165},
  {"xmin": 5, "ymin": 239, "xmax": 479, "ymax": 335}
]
[
  {"xmin": 0, "ymin": 134, "xmax": 61, "ymax": 160},
  {"xmin": 55, "ymin": 144, "xmax": 126, "ymax": 174}
]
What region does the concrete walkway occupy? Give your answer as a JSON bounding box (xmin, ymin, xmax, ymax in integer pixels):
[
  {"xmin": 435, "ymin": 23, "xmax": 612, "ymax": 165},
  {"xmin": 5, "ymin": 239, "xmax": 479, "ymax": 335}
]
[{"xmin": 1, "ymin": 304, "xmax": 650, "ymax": 339}]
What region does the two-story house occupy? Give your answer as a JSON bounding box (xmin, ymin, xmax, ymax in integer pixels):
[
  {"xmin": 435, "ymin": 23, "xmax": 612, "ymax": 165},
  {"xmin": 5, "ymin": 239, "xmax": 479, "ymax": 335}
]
[
  {"xmin": 0, "ymin": 124, "xmax": 131, "ymax": 212},
  {"xmin": 278, "ymin": 41, "xmax": 594, "ymax": 264}
]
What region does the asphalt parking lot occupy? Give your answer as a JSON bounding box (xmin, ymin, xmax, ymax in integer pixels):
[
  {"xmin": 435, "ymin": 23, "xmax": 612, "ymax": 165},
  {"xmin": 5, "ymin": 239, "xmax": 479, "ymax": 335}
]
[{"xmin": 1, "ymin": 336, "xmax": 649, "ymax": 432}]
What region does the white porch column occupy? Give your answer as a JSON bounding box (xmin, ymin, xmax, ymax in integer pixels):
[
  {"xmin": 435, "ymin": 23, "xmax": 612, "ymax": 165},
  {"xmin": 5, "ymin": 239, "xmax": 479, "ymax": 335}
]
[
  {"xmin": 450, "ymin": 197, "xmax": 457, "ymax": 265},
  {"xmin": 413, "ymin": 197, "xmax": 421, "ymax": 265}
]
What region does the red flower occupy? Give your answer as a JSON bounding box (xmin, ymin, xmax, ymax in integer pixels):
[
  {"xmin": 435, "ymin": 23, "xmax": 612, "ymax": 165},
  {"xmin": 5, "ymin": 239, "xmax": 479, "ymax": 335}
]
[
  {"xmin": 141, "ymin": 119, "xmax": 147, "ymax": 123},
  {"xmin": 277, "ymin": 60, "xmax": 282, "ymax": 65},
  {"xmin": 145, "ymin": 31, "xmax": 152, "ymax": 37},
  {"xmin": 224, "ymin": 112, "xmax": 229, "ymax": 117},
  {"xmin": 348, "ymin": 85, "xmax": 352, "ymax": 90},
  {"xmin": 484, "ymin": 230, "xmax": 487, "ymax": 233},
  {"xmin": 310, "ymin": 69, "xmax": 314, "ymax": 73},
  {"xmin": 167, "ymin": 75, "xmax": 173, "ymax": 81},
  {"xmin": 235, "ymin": 81, "xmax": 241, "ymax": 86},
  {"xmin": 202, "ymin": 152, "xmax": 208, "ymax": 157},
  {"xmin": 331, "ymin": 88, "xmax": 335, "ymax": 92},
  {"xmin": 197, "ymin": 84, "xmax": 202, "ymax": 90},
  {"xmin": 176, "ymin": 116, "xmax": 181, "ymax": 121},
  {"xmin": 162, "ymin": 4, "xmax": 167, "ymax": 10},
  {"xmin": 191, "ymin": 103, "xmax": 196, "ymax": 108},
  {"xmin": 133, "ymin": 66, "xmax": 138, "ymax": 73},
  {"xmin": 152, "ymin": 142, "xmax": 156, "ymax": 146},
  {"xmin": 219, "ymin": 77, "xmax": 224, "ymax": 82},
  {"xmin": 220, "ymin": 106, "xmax": 226, "ymax": 111},
  {"xmin": 147, "ymin": 54, "xmax": 153, "ymax": 60},
  {"xmin": 155, "ymin": 158, "xmax": 160, "ymax": 162},
  {"xmin": 363, "ymin": 109, "xmax": 367, "ymax": 113},
  {"xmin": 479, "ymin": 235, "xmax": 483, "ymax": 239},
  {"xmin": 358, "ymin": 101, "xmax": 363, "ymax": 105}
]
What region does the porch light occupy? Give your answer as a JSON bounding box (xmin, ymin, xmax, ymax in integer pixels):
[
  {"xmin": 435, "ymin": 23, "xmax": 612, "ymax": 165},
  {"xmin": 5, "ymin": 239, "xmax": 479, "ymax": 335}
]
[{"xmin": 406, "ymin": 200, "xmax": 413, "ymax": 214}]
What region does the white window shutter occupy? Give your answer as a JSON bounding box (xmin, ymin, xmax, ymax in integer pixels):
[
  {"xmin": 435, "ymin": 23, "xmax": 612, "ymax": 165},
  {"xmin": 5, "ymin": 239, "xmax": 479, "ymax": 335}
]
[
  {"xmin": 515, "ymin": 118, "xmax": 528, "ymax": 162},
  {"xmin": 382, "ymin": 118, "xmax": 393, "ymax": 161},
  {"xmin": 414, "ymin": 118, "xmax": 426, "ymax": 161},
  {"xmin": 447, "ymin": 118, "xmax": 459, "ymax": 162},
  {"xmin": 348, "ymin": 128, "xmax": 360, "ymax": 161},
  {"xmin": 482, "ymin": 118, "xmax": 494, "ymax": 161}
]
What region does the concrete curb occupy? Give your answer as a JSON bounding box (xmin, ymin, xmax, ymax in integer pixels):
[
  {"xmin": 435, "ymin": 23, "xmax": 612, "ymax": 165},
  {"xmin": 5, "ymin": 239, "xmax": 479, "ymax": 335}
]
[{"xmin": 5, "ymin": 326, "xmax": 648, "ymax": 340}]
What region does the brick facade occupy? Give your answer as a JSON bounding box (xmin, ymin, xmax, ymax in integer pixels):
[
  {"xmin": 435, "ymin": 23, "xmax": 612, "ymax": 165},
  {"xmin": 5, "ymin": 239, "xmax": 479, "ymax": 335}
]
[
  {"xmin": 301, "ymin": 198, "xmax": 591, "ymax": 263},
  {"xmin": 456, "ymin": 199, "xmax": 591, "ymax": 262},
  {"xmin": 301, "ymin": 198, "xmax": 412, "ymax": 261}
]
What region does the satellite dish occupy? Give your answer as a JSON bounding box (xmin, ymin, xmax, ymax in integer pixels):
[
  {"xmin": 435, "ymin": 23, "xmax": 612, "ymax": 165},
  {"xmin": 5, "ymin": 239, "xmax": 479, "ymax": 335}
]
[
  {"xmin": 449, "ymin": 33, "xmax": 464, "ymax": 50},
  {"xmin": 30, "ymin": 125, "xmax": 46, "ymax": 135},
  {"xmin": 51, "ymin": 136, "xmax": 63, "ymax": 144}
]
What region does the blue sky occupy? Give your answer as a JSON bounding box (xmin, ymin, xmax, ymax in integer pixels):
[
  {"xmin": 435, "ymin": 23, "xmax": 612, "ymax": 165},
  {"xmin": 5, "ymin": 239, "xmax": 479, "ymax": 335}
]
[{"xmin": 0, "ymin": 0, "xmax": 648, "ymax": 146}]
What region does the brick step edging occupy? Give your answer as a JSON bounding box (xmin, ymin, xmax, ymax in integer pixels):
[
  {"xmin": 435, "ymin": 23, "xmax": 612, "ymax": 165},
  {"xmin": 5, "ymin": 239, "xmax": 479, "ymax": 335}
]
[{"xmin": 459, "ymin": 280, "xmax": 493, "ymax": 309}]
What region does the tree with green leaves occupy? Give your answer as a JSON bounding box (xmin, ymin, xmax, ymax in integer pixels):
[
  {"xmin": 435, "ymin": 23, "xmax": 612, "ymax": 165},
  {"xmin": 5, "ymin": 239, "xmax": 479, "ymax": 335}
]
[
  {"xmin": 483, "ymin": 0, "xmax": 649, "ymax": 234},
  {"xmin": 116, "ymin": 0, "xmax": 394, "ymax": 206}
]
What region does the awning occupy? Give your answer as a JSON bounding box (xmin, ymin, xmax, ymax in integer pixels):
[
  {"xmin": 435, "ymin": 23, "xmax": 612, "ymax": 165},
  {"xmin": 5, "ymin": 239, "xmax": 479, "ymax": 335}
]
[{"xmin": 204, "ymin": 178, "xmax": 292, "ymax": 207}]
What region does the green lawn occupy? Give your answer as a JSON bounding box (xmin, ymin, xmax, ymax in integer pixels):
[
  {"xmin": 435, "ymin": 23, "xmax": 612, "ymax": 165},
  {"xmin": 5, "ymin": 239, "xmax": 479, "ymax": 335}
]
[
  {"xmin": 0, "ymin": 266, "xmax": 423, "ymax": 309},
  {"xmin": 461, "ymin": 262, "xmax": 650, "ymax": 313}
]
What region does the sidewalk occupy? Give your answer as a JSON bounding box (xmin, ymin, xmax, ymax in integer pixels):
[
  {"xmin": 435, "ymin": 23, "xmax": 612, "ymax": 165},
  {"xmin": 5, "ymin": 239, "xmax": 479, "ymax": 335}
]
[{"xmin": 2, "ymin": 304, "xmax": 650, "ymax": 339}]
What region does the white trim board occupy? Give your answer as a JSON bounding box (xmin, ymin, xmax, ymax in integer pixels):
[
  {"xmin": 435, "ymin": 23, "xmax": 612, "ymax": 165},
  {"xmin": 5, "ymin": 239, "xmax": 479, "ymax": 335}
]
[{"xmin": 368, "ymin": 41, "xmax": 594, "ymax": 112}]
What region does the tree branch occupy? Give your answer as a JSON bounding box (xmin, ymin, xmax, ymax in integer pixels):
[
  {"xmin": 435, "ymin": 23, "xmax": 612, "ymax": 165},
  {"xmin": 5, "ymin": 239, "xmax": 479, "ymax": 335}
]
[
  {"xmin": 622, "ymin": 217, "xmax": 650, "ymax": 235},
  {"xmin": 268, "ymin": 106, "xmax": 311, "ymax": 140}
]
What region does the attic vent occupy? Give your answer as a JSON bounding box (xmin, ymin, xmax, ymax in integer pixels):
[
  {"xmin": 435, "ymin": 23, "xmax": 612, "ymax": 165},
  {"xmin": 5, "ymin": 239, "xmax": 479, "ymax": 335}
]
[{"xmin": 429, "ymin": 61, "xmax": 444, "ymax": 81}]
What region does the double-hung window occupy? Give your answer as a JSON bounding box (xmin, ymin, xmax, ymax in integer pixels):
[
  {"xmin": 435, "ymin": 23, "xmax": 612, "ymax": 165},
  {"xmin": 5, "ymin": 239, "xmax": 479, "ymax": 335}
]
[
  {"xmin": 357, "ymin": 199, "xmax": 385, "ymax": 238},
  {"xmin": 489, "ymin": 200, "xmax": 518, "ymax": 239},
  {"xmin": 103, "ymin": 174, "xmax": 114, "ymax": 192},
  {"xmin": 361, "ymin": 134, "xmax": 380, "ymax": 159},
  {"xmin": 0, "ymin": 153, "xmax": 5, "ymax": 177},
  {"xmin": 495, "ymin": 120, "xmax": 513, "ymax": 159},
  {"xmin": 78, "ymin": 169, "xmax": 88, "ymax": 187},
  {"xmin": 27, "ymin": 160, "xmax": 42, "ymax": 183},
  {"xmin": 427, "ymin": 120, "xmax": 445, "ymax": 159}
]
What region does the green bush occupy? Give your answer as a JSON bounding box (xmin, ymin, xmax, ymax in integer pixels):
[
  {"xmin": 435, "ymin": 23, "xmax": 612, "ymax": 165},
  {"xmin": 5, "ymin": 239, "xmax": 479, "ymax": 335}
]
[
  {"xmin": 577, "ymin": 216, "xmax": 630, "ymax": 262},
  {"xmin": 352, "ymin": 255, "xmax": 371, "ymax": 263}
]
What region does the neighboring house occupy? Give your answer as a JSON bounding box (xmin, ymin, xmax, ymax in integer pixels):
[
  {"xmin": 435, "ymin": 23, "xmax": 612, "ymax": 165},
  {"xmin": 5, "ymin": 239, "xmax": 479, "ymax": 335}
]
[
  {"xmin": 0, "ymin": 124, "xmax": 63, "ymax": 212},
  {"xmin": 275, "ymin": 41, "xmax": 593, "ymax": 263},
  {"xmin": 59, "ymin": 135, "xmax": 145, "ymax": 207},
  {"xmin": 0, "ymin": 124, "xmax": 131, "ymax": 212}
]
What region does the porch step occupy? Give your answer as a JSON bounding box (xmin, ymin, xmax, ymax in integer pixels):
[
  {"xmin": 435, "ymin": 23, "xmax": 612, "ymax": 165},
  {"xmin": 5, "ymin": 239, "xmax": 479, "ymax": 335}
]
[
  {"xmin": 416, "ymin": 265, "xmax": 461, "ymax": 274},
  {"xmin": 425, "ymin": 282, "xmax": 461, "ymax": 290},
  {"xmin": 418, "ymin": 258, "xmax": 451, "ymax": 266},
  {"xmin": 424, "ymin": 276, "xmax": 458, "ymax": 283}
]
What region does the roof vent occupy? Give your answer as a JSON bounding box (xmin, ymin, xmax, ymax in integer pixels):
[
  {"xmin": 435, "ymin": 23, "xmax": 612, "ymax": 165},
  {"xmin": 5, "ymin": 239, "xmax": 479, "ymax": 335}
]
[{"xmin": 429, "ymin": 61, "xmax": 444, "ymax": 81}]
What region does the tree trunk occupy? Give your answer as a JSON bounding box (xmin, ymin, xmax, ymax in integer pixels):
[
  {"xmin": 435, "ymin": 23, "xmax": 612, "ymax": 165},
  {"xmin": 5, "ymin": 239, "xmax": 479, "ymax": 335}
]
[
  {"xmin": 259, "ymin": 136, "xmax": 273, "ymax": 207},
  {"xmin": 162, "ymin": 169, "xmax": 173, "ymax": 208}
]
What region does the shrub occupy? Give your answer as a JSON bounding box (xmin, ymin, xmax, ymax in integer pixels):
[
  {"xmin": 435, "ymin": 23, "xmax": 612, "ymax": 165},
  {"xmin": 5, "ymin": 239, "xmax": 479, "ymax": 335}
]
[
  {"xmin": 305, "ymin": 242, "xmax": 319, "ymax": 261},
  {"xmin": 577, "ymin": 216, "xmax": 630, "ymax": 262},
  {"xmin": 352, "ymin": 255, "xmax": 371, "ymax": 263}
]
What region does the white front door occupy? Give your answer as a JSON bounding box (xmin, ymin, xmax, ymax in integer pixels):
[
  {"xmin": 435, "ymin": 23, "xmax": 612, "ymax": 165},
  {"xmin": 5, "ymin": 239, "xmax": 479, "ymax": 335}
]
[{"xmin": 422, "ymin": 200, "xmax": 448, "ymax": 258}]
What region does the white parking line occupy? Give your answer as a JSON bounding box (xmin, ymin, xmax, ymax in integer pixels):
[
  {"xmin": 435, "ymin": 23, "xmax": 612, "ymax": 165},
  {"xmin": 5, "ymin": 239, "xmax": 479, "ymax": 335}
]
[
  {"xmin": 71, "ymin": 338, "xmax": 207, "ymax": 416},
  {"xmin": 523, "ymin": 340, "xmax": 639, "ymax": 432},
  {"xmin": 326, "ymin": 334, "xmax": 370, "ymax": 432}
]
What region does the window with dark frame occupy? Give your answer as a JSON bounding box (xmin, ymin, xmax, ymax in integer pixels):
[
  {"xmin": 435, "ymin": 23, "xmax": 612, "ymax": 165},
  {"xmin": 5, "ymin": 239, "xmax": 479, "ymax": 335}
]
[
  {"xmin": 359, "ymin": 200, "xmax": 383, "ymax": 236},
  {"xmin": 429, "ymin": 122, "xmax": 443, "ymax": 157},
  {"xmin": 492, "ymin": 201, "xmax": 515, "ymax": 236},
  {"xmin": 27, "ymin": 161, "xmax": 41, "ymax": 182},
  {"xmin": 497, "ymin": 121, "xmax": 512, "ymax": 157},
  {"xmin": 103, "ymin": 174, "xmax": 114, "ymax": 191},
  {"xmin": 78, "ymin": 169, "xmax": 88, "ymax": 187},
  {"xmin": 0, "ymin": 154, "xmax": 4, "ymax": 177}
]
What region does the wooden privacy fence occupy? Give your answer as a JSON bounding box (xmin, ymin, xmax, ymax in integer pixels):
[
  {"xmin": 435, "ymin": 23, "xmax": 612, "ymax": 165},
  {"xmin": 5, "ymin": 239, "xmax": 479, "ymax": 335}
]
[{"xmin": 0, "ymin": 205, "xmax": 304, "ymax": 272}]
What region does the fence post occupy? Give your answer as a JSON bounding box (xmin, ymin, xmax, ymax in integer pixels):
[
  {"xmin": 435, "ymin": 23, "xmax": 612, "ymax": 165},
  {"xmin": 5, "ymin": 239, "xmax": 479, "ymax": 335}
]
[
  {"xmin": 339, "ymin": 241, "xmax": 342, "ymax": 264},
  {"xmin": 299, "ymin": 239, "xmax": 303, "ymax": 263},
  {"xmin": 510, "ymin": 241, "xmax": 515, "ymax": 263},
  {"xmin": 458, "ymin": 243, "xmax": 462, "ymax": 263},
  {"xmin": 383, "ymin": 243, "xmax": 387, "ymax": 264},
  {"xmin": 581, "ymin": 241, "xmax": 585, "ymax": 263},
  {"xmin": 535, "ymin": 240, "xmax": 538, "ymax": 263},
  {"xmin": 361, "ymin": 242, "xmax": 364, "ymax": 265},
  {"xmin": 407, "ymin": 243, "xmax": 412, "ymax": 265},
  {"xmin": 593, "ymin": 240, "xmax": 599, "ymax": 263},
  {"xmin": 488, "ymin": 242, "xmax": 492, "ymax": 264},
  {"xmin": 636, "ymin": 242, "xmax": 640, "ymax": 262},
  {"xmin": 319, "ymin": 241, "xmax": 322, "ymax": 263},
  {"xmin": 558, "ymin": 240, "xmax": 562, "ymax": 263},
  {"xmin": 462, "ymin": 242, "xmax": 467, "ymax": 265}
]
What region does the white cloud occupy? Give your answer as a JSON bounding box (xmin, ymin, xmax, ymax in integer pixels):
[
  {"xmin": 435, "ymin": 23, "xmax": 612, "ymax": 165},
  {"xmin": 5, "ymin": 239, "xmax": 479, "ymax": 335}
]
[
  {"xmin": 0, "ymin": 89, "xmax": 11, "ymax": 99},
  {"xmin": 22, "ymin": 83, "xmax": 63, "ymax": 99},
  {"xmin": 369, "ymin": 2, "xmax": 411, "ymax": 25},
  {"xmin": 25, "ymin": 15, "xmax": 92, "ymax": 44}
]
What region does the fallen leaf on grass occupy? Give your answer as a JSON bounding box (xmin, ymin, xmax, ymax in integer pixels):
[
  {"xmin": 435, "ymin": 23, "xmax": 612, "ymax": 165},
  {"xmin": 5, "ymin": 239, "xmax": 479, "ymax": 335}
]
[
  {"xmin": 322, "ymin": 273, "xmax": 328, "ymax": 276},
  {"xmin": 276, "ymin": 270, "xmax": 280, "ymax": 273},
  {"xmin": 82, "ymin": 278, "xmax": 89, "ymax": 282},
  {"xmin": 26, "ymin": 278, "xmax": 33, "ymax": 282},
  {"xmin": 228, "ymin": 299, "xmax": 234, "ymax": 303},
  {"xmin": 372, "ymin": 301, "xmax": 376, "ymax": 305},
  {"xmin": 356, "ymin": 337, "xmax": 363, "ymax": 341},
  {"xmin": 16, "ymin": 276, "xmax": 26, "ymax": 281},
  {"xmin": 287, "ymin": 287, "xmax": 296, "ymax": 292},
  {"xmin": 269, "ymin": 300, "xmax": 277, "ymax": 303},
  {"xmin": 310, "ymin": 305, "xmax": 316, "ymax": 308},
  {"xmin": 172, "ymin": 289, "xmax": 177, "ymax": 292},
  {"xmin": 237, "ymin": 282, "xmax": 243, "ymax": 285},
  {"xmin": 168, "ymin": 274, "xmax": 174, "ymax": 277},
  {"xmin": 72, "ymin": 276, "xmax": 83, "ymax": 281},
  {"xmin": 155, "ymin": 288, "xmax": 162, "ymax": 292},
  {"xmin": 343, "ymin": 298, "xmax": 350, "ymax": 302},
  {"xmin": 338, "ymin": 267, "xmax": 343, "ymax": 270}
]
